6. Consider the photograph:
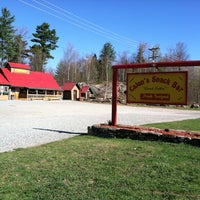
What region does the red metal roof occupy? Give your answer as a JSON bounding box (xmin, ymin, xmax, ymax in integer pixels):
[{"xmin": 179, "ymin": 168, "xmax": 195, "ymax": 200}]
[
  {"xmin": 62, "ymin": 82, "xmax": 77, "ymax": 90},
  {"xmin": 0, "ymin": 70, "xmax": 10, "ymax": 85},
  {"xmin": 80, "ymin": 86, "xmax": 89, "ymax": 93},
  {"xmin": 1, "ymin": 68, "xmax": 60, "ymax": 90},
  {"xmin": 7, "ymin": 62, "xmax": 31, "ymax": 70}
]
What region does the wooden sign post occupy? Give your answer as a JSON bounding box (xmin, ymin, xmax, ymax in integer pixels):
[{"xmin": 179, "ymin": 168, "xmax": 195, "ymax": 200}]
[{"xmin": 111, "ymin": 60, "xmax": 200, "ymax": 126}]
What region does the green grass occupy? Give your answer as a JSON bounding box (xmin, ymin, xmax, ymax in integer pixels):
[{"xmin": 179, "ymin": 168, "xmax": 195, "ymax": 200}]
[
  {"xmin": 144, "ymin": 118, "xmax": 200, "ymax": 132},
  {"xmin": 0, "ymin": 135, "xmax": 200, "ymax": 200}
]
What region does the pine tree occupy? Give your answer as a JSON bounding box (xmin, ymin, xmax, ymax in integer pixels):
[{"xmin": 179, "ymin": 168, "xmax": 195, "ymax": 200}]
[
  {"xmin": 55, "ymin": 60, "xmax": 68, "ymax": 86},
  {"xmin": 90, "ymin": 54, "xmax": 99, "ymax": 83},
  {"xmin": 99, "ymin": 42, "xmax": 116, "ymax": 80},
  {"xmin": 29, "ymin": 46, "xmax": 45, "ymax": 71},
  {"xmin": 30, "ymin": 22, "xmax": 59, "ymax": 71},
  {"xmin": 99, "ymin": 42, "xmax": 116, "ymax": 99},
  {"xmin": 0, "ymin": 8, "xmax": 15, "ymax": 67},
  {"xmin": 136, "ymin": 43, "xmax": 148, "ymax": 63},
  {"xmin": 12, "ymin": 33, "xmax": 28, "ymax": 63}
]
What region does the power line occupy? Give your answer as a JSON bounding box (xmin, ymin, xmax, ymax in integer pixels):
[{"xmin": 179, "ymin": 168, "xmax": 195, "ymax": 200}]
[
  {"xmin": 40, "ymin": 0, "xmax": 138, "ymax": 45},
  {"xmin": 17, "ymin": 0, "xmax": 139, "ymax": 48},
  {"xmin": 32, "ymin": 0, "xmax": 127, "ymax": 43},
  {"xmin": 20, "ymin": 0, "xmax": 137, "ymax": 47}
]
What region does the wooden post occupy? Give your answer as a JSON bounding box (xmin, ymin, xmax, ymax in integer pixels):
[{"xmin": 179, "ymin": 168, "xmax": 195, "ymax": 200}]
[{"xmin": 112, "ymin": 68, "xmax": 118, "ymax": 126}]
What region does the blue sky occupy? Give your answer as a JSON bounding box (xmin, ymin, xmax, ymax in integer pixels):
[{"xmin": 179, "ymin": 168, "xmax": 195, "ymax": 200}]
[{"xmin": 0, "ymin": 0, "xmax": 200, "ymax": 69}]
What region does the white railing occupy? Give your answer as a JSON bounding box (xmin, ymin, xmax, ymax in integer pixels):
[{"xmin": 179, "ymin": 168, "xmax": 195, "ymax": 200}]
[{"xmin": 27, "ymin": 94, "xmax": 62, "ymax": 101}]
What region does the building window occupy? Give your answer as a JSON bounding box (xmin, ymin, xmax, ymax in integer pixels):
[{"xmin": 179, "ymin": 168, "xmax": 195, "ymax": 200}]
[
  {"xmin": 29, "ymin": 89, "xmax": 36, "ymax": 94},
  {"xmin": 47, "ymin": 90, "xmax": 54, "ymax": 95},
  {"xmin": 38, "ymin": 90, "xmax": 45, "ymax": 94},
  {"xmin": 4, "ymin": 86, "xmax": 8, "ymax": 91}
]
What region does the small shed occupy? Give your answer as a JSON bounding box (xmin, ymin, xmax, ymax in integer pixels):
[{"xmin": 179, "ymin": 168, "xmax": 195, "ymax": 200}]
[
  {"xmin": 62, "ymin": 82, "xmax": 80, "ymax": 100},
  {"xmin": 80, "ymin": 85, "xmax": 93, "ymax": 100}
]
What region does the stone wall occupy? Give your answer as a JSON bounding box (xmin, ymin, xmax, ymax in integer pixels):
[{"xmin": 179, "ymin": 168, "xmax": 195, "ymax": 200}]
[{"xmin": 88, "ymin": 124, "xmax": 200, "ymax": 147}]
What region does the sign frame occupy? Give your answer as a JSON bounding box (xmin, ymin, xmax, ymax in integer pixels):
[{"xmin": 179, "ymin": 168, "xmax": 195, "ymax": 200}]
[{"xmin": 111, "ymin": 60, "xmax": 200, "ymax": 126}]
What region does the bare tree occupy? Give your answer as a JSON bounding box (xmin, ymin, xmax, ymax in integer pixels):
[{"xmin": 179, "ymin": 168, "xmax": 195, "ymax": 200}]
[
  {"xmin": 163, "ymin": 42, "xmax": 189, "ymax": 62},
  {"xmin": 136, "ymin": 42, "xmax": 148, "ymax": 63},
  {"xmin": 117, "ymin": 51, "xmax": 131, "ymax": 82},
  {"xmin": 55, "ymin": 44, "xmax": 80, "ymax": 85},
  {"xmin": 188, "ymin": 68, "xmax": 200, "ymax": 104},
  {"xmin": 83, "ymin": 56, "xmax": 91, "ymax": 84},
  {"xmin": 63, "ymin": 44, "xmax": 74, "ymax": 81}
]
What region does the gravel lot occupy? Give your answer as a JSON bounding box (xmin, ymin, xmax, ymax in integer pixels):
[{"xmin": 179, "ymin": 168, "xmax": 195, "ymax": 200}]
[{"xmin": 0, "ymin": 100, "xmax": 200, "ymax": 153}]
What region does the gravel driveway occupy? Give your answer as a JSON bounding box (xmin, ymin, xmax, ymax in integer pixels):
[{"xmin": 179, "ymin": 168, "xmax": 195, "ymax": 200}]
[{"xmin": 1, "ymin": 100, "xmax": 200, "ymax": 153}]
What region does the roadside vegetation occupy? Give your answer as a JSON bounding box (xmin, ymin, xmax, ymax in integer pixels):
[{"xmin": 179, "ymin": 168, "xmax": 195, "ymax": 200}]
[{"xmin": 0, "ymin": 118, "xmax": 200, "ymax": 199}]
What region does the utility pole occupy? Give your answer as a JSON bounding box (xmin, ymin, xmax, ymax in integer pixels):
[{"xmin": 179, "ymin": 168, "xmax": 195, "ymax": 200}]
[{"xmin": 148, "ymin": 46, "xmax": 160, "ymax": 62}]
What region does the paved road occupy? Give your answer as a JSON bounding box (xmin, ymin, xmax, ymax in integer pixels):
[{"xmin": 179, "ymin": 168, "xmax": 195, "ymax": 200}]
[{"xmin": 0, "ymin": 100, "xmax": 199, "ymax": 152}]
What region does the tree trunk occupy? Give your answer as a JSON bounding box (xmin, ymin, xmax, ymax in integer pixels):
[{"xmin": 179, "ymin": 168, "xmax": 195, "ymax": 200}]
[{"xmin": 104, "ymin": 61, "xmax": 109, "ymax": 100}]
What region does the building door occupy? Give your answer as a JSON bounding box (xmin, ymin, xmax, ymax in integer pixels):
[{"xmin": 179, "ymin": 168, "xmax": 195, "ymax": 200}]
[
  {"xmin": 19, "ymin": 88, "xmax": 27, "ymax": 99},
  {"xmin": 63, "ymin": 91, "xmax": 71, "ymax": 100},
  {"xmin": 73, "ymin": 90, "xmax": 77, "ymax": 100}
]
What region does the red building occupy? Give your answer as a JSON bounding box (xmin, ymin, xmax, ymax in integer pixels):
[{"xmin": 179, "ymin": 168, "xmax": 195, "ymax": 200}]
[
  {"xmin": 80, "ymin": 85, "xmax": 90, "ymax": 100},
  {"xmin": 0, "ymin": 62, "xmax": 62, "ymax": 100},
  {"xmin": 62, "ymin": 82, "xmax": 94, "ymax": 101},
  {"xmin": 62, "ymin": 82, "xmax": 80, "ymax": 100}
]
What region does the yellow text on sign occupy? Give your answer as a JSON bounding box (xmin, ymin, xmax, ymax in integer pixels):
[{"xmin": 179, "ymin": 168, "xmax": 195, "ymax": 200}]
[{"xmin": 127, "ymin": 72, "xmax": 188, "ymax": 105}]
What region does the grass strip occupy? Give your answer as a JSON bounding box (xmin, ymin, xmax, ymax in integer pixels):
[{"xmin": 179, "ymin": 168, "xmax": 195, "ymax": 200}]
[
  {"xmin": 143, "ymin": 118, "xmax": 200, "ymax": 132},
  {"xmin": 0, "ymin": 136, "xmax": 199, "ymax": 199}
]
